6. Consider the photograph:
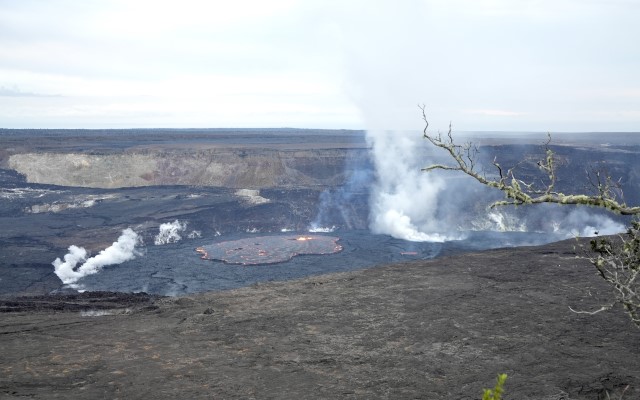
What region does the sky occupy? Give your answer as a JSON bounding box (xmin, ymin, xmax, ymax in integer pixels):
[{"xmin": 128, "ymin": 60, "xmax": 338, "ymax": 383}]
[{"xmin": 1, "ymin": 0, "xmax": 639, "ymax": 131}]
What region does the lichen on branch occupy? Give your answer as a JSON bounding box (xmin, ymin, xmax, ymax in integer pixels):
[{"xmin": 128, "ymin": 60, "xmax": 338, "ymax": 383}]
[
  {"xmin": 420, "ymin": 105, "xmax": 640, "ymax": 215},
  {"xmin": 420, "ymin": 106, "xmax": 640, "ymax": 328}
]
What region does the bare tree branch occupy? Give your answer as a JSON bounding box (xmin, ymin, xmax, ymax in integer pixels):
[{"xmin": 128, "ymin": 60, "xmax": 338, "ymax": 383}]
[
  {"xmin": 420, "ymin": 107, "xmax": 640, "ymax": 328},
  {"xmin": 420, "ymin": 105, "xmax": 640, "ymax": 215}
]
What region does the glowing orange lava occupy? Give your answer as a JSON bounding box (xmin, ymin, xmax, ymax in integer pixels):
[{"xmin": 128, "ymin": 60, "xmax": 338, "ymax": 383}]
[
  {"xmin": 196, "ymin": 247, "xmax": 209, "ymax": 259},
  {"xmin": 197, "ymin": 235, "xmax": 341, "ymax": 265}
]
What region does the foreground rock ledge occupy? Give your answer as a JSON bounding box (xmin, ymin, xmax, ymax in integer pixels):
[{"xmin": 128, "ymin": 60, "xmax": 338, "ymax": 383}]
[{"xmin": 2, "ymin": 240, "xmax": 639, "ymax": 399}]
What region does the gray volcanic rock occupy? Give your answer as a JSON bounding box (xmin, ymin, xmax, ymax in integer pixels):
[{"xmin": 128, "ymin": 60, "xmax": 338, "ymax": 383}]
[
  {"xmin": 8, "ymin": 148, "xmax": 369, "ymax": 189},
  {"xmin": 2, "ymin": 239, "xmax": 639, "ymax": 399},
  {"xmin": 1, "ymin": 128, "xmax": 371, "ymax": 190}
]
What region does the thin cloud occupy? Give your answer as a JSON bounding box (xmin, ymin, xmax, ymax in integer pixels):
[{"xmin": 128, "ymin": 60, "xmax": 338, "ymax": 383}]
[{"xmin": 0, "ymin": 1, "xmax": 639, "ymax": 130}]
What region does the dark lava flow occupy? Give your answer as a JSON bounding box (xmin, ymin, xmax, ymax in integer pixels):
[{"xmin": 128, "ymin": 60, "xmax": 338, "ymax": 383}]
[
  {"xmin": 0, "ymin": 153, "xmax": 566, "ymax": 297},
  {"xmin": 0, "ymin": 176, "xmax": 560, "ymax": 297},
  {"xmin": 0, "ymin": 172, "xmax": 562, "ymax": 296},
  {"xmin": 0, "ymin": 165, "xmax": 596, "ymax": 297},
  {"xmin": 2, "ymin": 129, "xmax": 639, "ymax": 297}
]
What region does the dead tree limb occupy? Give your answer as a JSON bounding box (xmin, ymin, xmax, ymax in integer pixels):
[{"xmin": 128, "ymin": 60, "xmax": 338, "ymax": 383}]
[
  {"xmin": 420, "ymin": 106, "xmax": 640, "ymax": 215},
  {"xmin": 420, "ymin": 106, "xmax": 640, "ymax": 327}
]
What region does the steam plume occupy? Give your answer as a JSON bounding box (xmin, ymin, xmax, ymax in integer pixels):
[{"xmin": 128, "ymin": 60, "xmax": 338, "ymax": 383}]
[
  {"xmin": 53, "ymin": 228, "xmax": 141, "ymax": 286},
  {"xmin": 556, "ymin": 208, "xmax": 625, "ymax": 238},
  {"xmin": 367, "ymin": 130, "xmax": 453, "ymax": 242},
  {"xmin": 154, "ymin": 220, "xmax": 187, "ymax": 245},
  {"xmin": 469, "ymin": 207, "xmax": 625, "ymax": 238}
]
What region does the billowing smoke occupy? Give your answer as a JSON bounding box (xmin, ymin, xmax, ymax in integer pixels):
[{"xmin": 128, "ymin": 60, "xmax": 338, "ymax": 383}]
[
  {"xmin": 553, "ymin": 208, "xmax": 625, "ymax": 238},
  {"xmin": 366, "ymin": 130, "xmax": 455, "ymax": 242},
  {"xmin": 154, "ymin": 220, "xmax": 187, "ymax": 245},
  {"xmin": 324, "ymin": 2, "xmax": 631, "ymax": 243},
  {"xmin": 363, "ymin": 128, "xmax": 627, "ymax": 242},
  {"xmin": 330, "ymin": 3, "xmax": 469, "ymax": 242},
  {"xmin": 468, "ymin": 207, "xmax": 625, "ymax": 238},
  {"xmin": 469, "ymin": 210, "xmax": 519, "ymax": 232},
  {"xmin": 53, "ymin": 228, "xmax": 142, "ymax": 286}
]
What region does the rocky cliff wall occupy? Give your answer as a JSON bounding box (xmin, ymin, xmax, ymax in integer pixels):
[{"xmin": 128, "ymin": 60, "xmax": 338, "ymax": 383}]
[{"xmin": 8, "ymin": 149, "xmax": 370, "ymax": 189}]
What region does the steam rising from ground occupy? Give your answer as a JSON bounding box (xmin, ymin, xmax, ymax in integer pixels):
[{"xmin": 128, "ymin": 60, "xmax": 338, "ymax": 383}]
[
  {"xmin": 53, "ymin": 228, "xmax": 141, "ymax": 287},
  {"xmin": 363, "ymin": 129, "xmax": 627, "ymax": 241},
  {"xmin": 154, "ymin": 220, "xmax": 186, "ymax": 245},
  {"xmin": 366, "ymin": 130, "xmax": 453, "ymax": 242},
  {"xmin": 154, "ymin": 220, "xmax": 200, "ymax": 245},
  {"xmin": 555, "ymin": 208, "xmax": 625, "ymax": 238},
  {"xmin": 468, "ymin": 207, "xmax": 625, "ymax": 238},
  {"xmin": 309, "ymin": 226, "xmax": 337, "ymax": 233},
  {"xmin": 334, "ymin": 3, "xmax": 628, "ymax": 242}
]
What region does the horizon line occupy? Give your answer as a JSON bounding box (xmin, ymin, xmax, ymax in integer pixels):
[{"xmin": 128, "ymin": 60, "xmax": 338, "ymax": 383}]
[{"xmin": 1, "ymin": 126, "xmax": 640, "ymax": 134}]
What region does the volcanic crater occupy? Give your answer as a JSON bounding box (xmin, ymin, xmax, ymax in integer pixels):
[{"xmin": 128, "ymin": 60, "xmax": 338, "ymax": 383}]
[{"xmin": 1, "ymin": 128, "xmax": 639, "ymax": 399}]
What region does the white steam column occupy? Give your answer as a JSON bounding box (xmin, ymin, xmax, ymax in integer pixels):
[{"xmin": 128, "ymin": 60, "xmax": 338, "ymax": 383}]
[
  {"xmin": 52, "ymin": 228, "xmax": 142, "ymax": 287},
  {"xmin": 367, "ymin": 129, "xmax": 452, "ymax": 242}
]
